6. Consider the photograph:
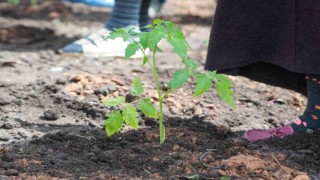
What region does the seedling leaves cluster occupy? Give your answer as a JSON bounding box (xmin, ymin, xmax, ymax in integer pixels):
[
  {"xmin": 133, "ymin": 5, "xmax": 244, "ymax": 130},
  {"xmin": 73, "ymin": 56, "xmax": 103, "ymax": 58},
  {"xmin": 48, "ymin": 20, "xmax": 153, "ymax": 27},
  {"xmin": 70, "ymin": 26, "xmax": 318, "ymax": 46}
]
[{"xmin": 104, "ymin": 19, "xmax": 235, "ymax": 143}]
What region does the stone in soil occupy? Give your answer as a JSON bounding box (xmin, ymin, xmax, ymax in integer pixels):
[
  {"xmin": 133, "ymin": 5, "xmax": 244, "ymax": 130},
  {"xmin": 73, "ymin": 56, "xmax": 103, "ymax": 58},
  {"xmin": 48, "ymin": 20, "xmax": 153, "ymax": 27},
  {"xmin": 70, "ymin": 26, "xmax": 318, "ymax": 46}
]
[
  {"xmin": 0, "ymin": 132, "xmax": 10, "ymax": 142},
  {"xmin": 5, "ymin": 169, "xmax": 19, "ymax": 176},
  {"xmin": 2, "ymin": 123, "xmax": 14, "ymax": 130},
  {"xmin": 1, "ymin": 153, "xmax": 14, "ymax": 162},
  {"xmin": 43, "ymin": 108, "xmax": 60, "ymax": 121},
  {"xmin": 0, "ymin": 96, "xmax": 11, "ymax": 106},
  {"xmin": 93, "ymin": 86, "xmax": 109, "ymax": 96}
]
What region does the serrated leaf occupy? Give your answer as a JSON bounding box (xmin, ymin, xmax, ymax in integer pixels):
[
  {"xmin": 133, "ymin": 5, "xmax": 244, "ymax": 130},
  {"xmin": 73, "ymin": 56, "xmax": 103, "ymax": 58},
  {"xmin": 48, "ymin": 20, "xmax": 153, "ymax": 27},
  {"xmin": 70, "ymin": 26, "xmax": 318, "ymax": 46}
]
[
  {"xmin": 122, "ymin": 105, "xmax": 139, "ymax": 129},
  {"xmin": 168, "ymin": 69, "xmax": 190, "ymax": 90},
  {"xmin": 138, "ymin": 99, "xmax": 158, "ymax": 119},
  {"xmin": 165, "ymin": 21, "xmax": 185, "ymax": 39},
  {"xmin": 127, "ymin": 27, "xmax": 139, "ymax": 36},
  {"xmin": 143, "ymin": 56, "xmax": 148, "ymax": 65},
  {"xmin": 184, "ymin": 59, "xmax": 198, "ymax": 70},
  {"xmin": 106, "ymin": 28, "xmax": 130, "ymax": 41},
  {"xmin": 215, "ymin": 75, "xmax": 236, "ymax": 109},
  {"xmin": 130, "ymin": 77, "xmax": 144, "ymax": 96},
  {"xmin": 148, "ymin": 25, "xmax": 167, "ymax": 49},
  {"xmin": 138, "ymin": 32, "xmax": 149, "ymax": 49},
  {"xmin": 209, "ymin": 71, "xmax": 217, "ymax": 78},
  {"xmin": 153, "ymin": 19, "xmax": 164, "ymax": 26},
  {"xmin": 141, "ymin": 24, "xmax": 153, "ymax": 30},
  {"xmin": 167, "ymin": 36, "xmax": 188, "ymax": 59},
  {"xmin": 104, "ymin": 110, "xmax": 124, "ymax": 137},
  {"xmin": 125, "ymin": 42, "xmax": 141, "ymax": 59},
  {"xmin": 166, "ymin": 21, "xmax": 188, "ymax": 59},
  {"xmin": 103, "ymin": 97, "xmax": 125, "ymax": 107},
  {"xmin": 194, "ymin": 73, "xmax": 212, "ymax": 96}
]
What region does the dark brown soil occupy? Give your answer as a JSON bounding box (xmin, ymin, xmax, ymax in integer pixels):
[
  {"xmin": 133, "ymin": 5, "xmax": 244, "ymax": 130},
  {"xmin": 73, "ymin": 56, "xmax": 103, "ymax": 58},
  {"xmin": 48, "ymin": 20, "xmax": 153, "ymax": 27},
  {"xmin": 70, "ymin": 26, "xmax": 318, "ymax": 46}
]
[{"xmin": 0, "ymin": 0, "xmax": 318, "ymax": 179}]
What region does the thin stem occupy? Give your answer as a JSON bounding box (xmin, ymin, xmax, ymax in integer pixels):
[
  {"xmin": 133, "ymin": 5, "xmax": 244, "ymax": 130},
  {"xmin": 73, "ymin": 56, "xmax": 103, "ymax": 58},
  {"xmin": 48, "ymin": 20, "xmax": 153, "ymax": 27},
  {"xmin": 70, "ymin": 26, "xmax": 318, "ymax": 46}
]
[
  {"xmin": 150, "ymin": 46, "xmax": 165, "ymax": 143},
  {"xmin": 126, "ymin": 31, "xmax": 164, "ymax": 143},
  {"xmin": 161, "ymin": 89, "xmax": 172, "ymax": 99}
]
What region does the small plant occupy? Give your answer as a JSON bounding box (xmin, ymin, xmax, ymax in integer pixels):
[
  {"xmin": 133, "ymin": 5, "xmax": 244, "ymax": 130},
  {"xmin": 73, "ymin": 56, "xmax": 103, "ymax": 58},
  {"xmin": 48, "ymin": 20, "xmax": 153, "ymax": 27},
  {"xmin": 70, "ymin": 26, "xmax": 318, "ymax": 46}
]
[{"xmin": 104, "ymin": 19, "xmax": 236, "ymax": 144}]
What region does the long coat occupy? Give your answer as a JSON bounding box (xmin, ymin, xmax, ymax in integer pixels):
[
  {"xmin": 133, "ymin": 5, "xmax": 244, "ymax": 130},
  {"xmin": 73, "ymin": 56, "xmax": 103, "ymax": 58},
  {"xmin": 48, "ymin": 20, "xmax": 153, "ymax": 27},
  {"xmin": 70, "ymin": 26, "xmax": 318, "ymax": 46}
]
[{"xmin": 205, "ymin": 0, "xmax": 320, "ymax": 95}]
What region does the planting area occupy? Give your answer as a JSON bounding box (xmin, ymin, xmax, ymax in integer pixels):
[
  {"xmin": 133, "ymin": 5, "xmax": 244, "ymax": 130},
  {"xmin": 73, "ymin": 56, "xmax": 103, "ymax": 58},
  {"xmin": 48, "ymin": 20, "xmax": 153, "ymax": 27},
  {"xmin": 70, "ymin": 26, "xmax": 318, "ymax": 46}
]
[{"xmin": 0, "ymin": 0, "xmax": 319, "ymax": 179}]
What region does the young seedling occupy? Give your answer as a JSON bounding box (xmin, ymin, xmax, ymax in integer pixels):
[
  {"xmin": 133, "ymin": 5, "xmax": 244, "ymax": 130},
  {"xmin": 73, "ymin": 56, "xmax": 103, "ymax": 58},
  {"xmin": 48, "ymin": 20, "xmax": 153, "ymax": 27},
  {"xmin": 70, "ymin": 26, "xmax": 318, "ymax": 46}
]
[{"xmin": 104, "ymin": 19, "xmax": 236, "ymax": 144}]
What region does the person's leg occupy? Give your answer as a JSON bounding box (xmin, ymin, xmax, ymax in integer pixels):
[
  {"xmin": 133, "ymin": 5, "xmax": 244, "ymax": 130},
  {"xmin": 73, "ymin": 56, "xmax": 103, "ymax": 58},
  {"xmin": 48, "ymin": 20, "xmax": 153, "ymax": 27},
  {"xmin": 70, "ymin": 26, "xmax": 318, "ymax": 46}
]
[
  {"xmin": 139, "ymin": 0, "xmax": 151, "ymax": 29},
  {"xmin": 106, "ymin": 0, "xmax": 142, "ymax": 30},
  {"xmin": 61, "ymin": 0, "xmax": 146, "ymax": 58},
  {"xmin": 244, "ymin": 74, "xmax": 320, "ymax": 142},
  {"xmin": 291, "ymin": 74, "xmax": 320, "ymax": 132}
]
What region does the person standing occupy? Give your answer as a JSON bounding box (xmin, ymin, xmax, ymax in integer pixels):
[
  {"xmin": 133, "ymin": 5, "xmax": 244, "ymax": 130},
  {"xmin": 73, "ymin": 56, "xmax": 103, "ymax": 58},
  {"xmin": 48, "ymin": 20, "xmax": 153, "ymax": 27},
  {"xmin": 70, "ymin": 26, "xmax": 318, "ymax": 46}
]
[{"xmin": 205, "ymin": 0, "xmax": 320, "ymax": 141}]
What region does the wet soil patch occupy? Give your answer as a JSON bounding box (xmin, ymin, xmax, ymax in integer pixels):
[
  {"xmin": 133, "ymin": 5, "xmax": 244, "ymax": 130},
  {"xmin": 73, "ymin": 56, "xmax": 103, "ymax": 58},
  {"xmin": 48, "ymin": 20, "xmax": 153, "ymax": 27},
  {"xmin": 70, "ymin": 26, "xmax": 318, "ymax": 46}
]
[{"xmin": 0, "ymin": 25, "xmax": 54, "ymax": 44}]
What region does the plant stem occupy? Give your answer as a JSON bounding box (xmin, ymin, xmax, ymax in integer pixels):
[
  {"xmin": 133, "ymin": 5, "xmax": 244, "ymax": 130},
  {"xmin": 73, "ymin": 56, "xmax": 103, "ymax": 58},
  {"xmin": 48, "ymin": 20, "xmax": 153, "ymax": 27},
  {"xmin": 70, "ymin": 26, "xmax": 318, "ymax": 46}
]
[{"xmin": 150, "ymin": 46, "xmax": 165, "ymax": 144}]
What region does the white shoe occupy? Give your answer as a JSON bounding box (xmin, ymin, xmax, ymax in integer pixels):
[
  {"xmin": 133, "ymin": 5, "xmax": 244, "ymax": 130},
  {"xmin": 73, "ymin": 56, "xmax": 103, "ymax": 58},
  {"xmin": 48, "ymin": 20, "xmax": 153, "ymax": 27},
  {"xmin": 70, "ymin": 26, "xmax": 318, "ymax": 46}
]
[{"xmin": 60, "ymin": 28, "xmax": 145, "ymax": 58}]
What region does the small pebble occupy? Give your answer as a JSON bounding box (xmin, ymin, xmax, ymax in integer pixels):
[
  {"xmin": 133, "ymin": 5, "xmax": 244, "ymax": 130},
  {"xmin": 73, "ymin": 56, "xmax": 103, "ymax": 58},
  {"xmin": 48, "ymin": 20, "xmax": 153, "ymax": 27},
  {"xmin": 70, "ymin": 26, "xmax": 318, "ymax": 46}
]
[
  {"xmin": 0, "ymin": 96, "xmax": 10, "ymax": 106},
  {"xmin": 43, "ymin": 108, "xmax": 60, "ymax": 121},
  {"xmin": 5, "ymin": 169, "xmax": 19, "ymax": 176},
  {"xmin": 1, "ymin": 153, "xmax": 14, "ymax": 162},
  {"xmin": 18, "ymin": 131, "xmax": 27, "ymax": 138},
  {"xmin": 32, "ymin": 135, "xmax": 39, "ymax": 139},
  {"xmin": 3, "ymin": 123, "xmax": 14, "ymax": 130},
  {"xmin": 0, "ymin": 135, "xmax": 10, "ymax": 142},
  {"xmin": 106, "ymin": 83, "xmax": 117, "ymax": 92}
]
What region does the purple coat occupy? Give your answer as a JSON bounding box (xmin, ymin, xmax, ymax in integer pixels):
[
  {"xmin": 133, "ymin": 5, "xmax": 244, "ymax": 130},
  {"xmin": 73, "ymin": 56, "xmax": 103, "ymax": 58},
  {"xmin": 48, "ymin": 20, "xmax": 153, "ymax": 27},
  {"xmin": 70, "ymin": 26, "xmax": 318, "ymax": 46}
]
[{"xmin": 205, "ymin": 0, "xmax": 320, "ymax": 95}]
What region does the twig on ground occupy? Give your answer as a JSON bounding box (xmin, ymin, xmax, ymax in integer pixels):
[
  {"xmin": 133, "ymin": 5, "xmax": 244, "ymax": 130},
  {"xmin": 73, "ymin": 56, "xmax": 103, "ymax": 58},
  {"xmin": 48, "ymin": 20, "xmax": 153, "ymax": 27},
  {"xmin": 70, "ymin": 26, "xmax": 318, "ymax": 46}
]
[
  {"xmin": 199, "ymin": 149, "xmax": 221, "ymax": 169},
  {"xmin": 272, "ymin": 155, "xmax": 289, "ymax": 175}
]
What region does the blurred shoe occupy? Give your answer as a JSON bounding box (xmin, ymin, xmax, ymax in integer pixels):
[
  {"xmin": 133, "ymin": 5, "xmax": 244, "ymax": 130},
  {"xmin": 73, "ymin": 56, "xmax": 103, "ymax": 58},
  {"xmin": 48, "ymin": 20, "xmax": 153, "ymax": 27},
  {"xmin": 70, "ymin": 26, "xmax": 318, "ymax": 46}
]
[
  {"xmin": 64, "ymin": 0, "xmax": 114, "ymax": 7},
  {"xmin": 148, "ymin": 0, "xmax": 165, "ymax": 18},
  {"xmin": 60, "ymin": 28, "xmax": 145, "ymax": 58},
  {"xmin": 243, "ymin": 124, "xmax": 294, "ymax": 142}
]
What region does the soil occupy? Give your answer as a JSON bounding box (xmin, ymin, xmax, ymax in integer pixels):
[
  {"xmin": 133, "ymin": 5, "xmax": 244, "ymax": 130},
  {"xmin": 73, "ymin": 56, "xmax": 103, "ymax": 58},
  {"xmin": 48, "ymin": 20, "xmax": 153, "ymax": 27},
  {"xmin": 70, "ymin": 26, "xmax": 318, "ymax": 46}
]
[{"xmin": 0, "ymin": 0, "xmax": 319, "ymax": 179}]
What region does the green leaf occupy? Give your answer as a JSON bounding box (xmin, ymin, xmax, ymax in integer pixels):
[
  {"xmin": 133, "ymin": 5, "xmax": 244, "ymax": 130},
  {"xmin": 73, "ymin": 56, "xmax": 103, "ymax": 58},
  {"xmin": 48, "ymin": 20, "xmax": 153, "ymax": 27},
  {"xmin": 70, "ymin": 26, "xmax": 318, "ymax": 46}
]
[
  {"xmin": 194, "ymin": 73, "xmax": 212, "ymax": 96},
  {"xmin": 103, "ymin": 97, "xmax": 125, "ymax": 107},
  {"xmin": 168, "ymin": 69, "xmax": 190, "ymax": 90},
  {"xmin": 141, "ymin": 24, "xmax": 153, "ymax": 30},
  {"xmin": 130, "ymin": 77, "xmax": 144, "ymax": 96},
  {"xmin": 122, "ymin": 105, "xmax": 139, "ymax": 129},
  {"xmin": 167, "ymin": 36, "xmax": 188, "ymax": 59},
  {"xmin": 125, "ymin": 42, "xmax": 141, "ymax": 59},
  {"xmin": 104, "ymin": 110, "xmax": 124, "ymax": 137},
  {"xmin": 143, "ymin": 56, "xmax": 149, "ymax": 65},
  {"xmin": 148, "ymin": 25, "xmax": 167, "ymax": 49},
  {"xmin": 209, "ymin": 71, "xmax": 217, "ymax": 78},
  {"xmin": 184, "ymin": 174, "xmax": 201, "ymax": 180},
  {"xmin": 138, "ymin": 99, "xmax": 158, "ymax": 119},
  {"xmin": 127, "ymin": 27, "xmax": 139, "ymax": 36},
  {"xmin": 221, "ymin": 177, "xmax": 232, "ymax": 180},
  {"xmin": 153, "ymin": 19, "xmax": 164, "ymax": 26},
  {"xmin": 165, "ymin": 21, "xmax": 185, "ymax": 39},
  {"xmin": 138, "ymin": 32, "xmax": 149, "ymax": 49},
  {"xmin": 106, "ymin": 28, "xmax": 130, "ymax": 41},
  {"xmin": 184, "ymin": 59, "xmax": 198, "ymax": 70},
  {"xmin": 165, "ymin": 21, "xmax": 188, "ymax": 59},
  {"xmin": 215, "ymin": 75, "xmax": 236, "ymax": 109}
]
